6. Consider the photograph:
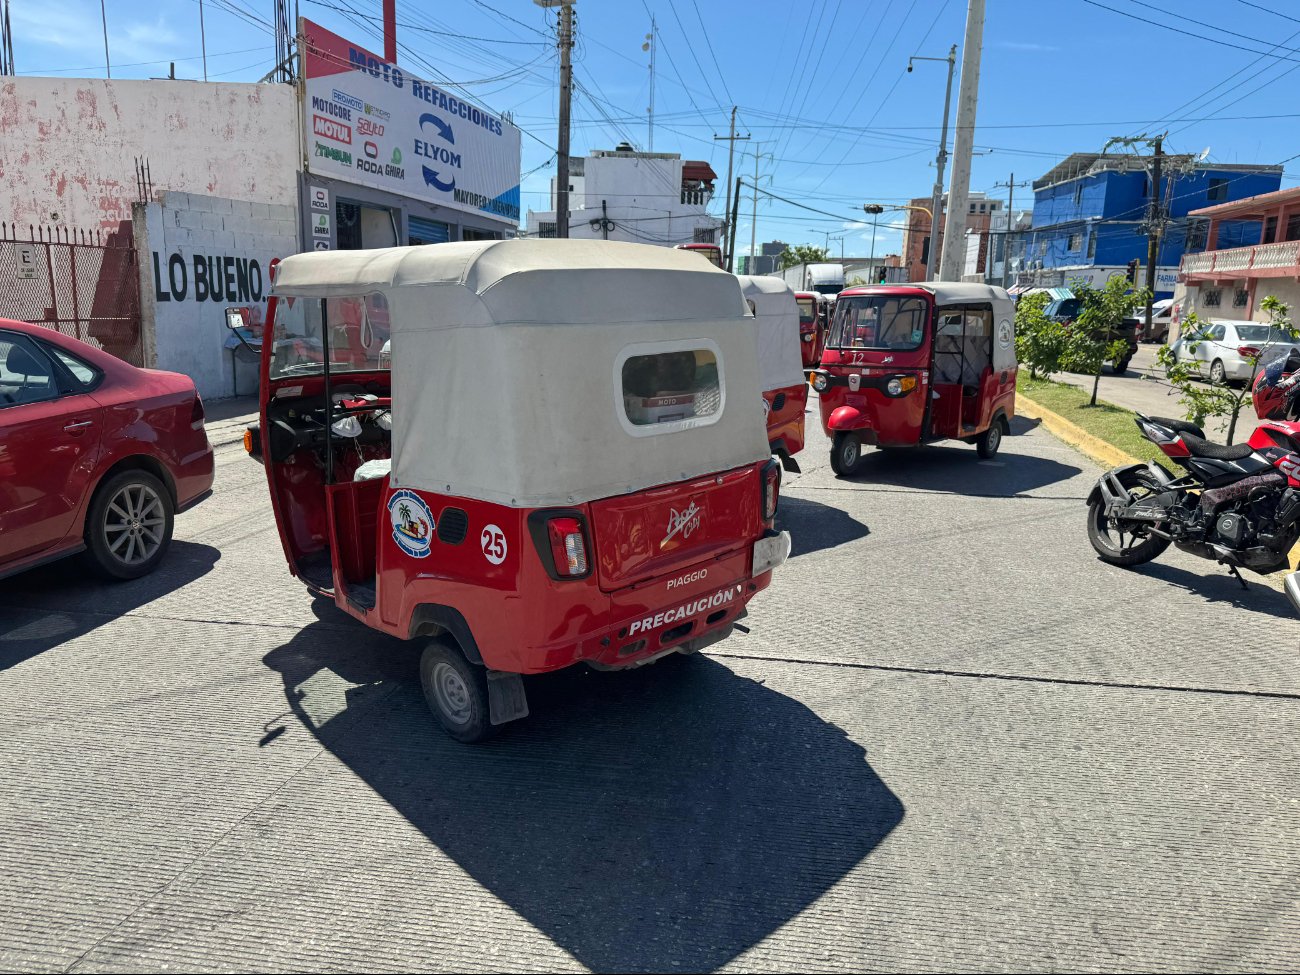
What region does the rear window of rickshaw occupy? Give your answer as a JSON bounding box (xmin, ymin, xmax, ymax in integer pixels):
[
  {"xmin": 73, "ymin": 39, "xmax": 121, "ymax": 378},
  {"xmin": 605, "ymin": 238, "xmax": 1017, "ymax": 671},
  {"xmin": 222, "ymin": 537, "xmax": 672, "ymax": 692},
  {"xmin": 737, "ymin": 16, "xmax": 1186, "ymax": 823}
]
[
  {"xmin": 269, "ymin": 292, "xmax": 392, "ymax": 379},
  {"xmin": 796, "ymin": 298, "xmax": 817, "ymax": 325},
  {"xmin": 620, "ymin": 348, "xmax": 722, "ymax": 428},
  {"xmin": 828, "ymin": 296, "xmax": 928, "ymax": 351}
]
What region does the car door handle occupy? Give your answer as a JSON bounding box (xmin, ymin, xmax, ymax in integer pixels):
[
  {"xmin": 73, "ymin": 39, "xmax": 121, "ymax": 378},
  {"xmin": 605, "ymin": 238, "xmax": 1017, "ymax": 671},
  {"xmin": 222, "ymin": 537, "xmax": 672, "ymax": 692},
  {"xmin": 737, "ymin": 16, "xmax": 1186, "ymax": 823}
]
[{"xmin": 63, "ymin": 420, "xmax": 93, "ymax": 431}]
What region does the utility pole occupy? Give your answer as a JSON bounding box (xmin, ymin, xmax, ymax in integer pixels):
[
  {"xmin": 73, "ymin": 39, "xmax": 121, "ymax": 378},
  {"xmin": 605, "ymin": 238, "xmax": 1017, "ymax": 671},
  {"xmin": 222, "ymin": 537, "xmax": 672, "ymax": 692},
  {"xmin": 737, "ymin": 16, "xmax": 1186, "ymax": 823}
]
[
  {"xmin": 642, "ymin": 19, "xmax": 655, "ymax": 152},
  {"xmin": 1, "ymin": 0, "xmax": 15, "ymax": 77},
  {"xmin": 728, "ymin": 177, "xmax": 741, "ymax": 273},
  {"xmin": 99, "ymin": 0, "xmax": 111, "ymax": 78},
  {"xmin": 715, "ymin": 107, "xmax": 750, "ymax": 269},
  {"xmin": 939, "ymin": 0, "xmax": 986, "ymax": 281},
  {"xmin": 909, "ymin": 45, "xmax": 957, "ymax": 281},
  {"xmin": 992, "ymin": 172, "xmax": 1030, "ymax": 287},
  {"xmin": 1145, "ymin": 135, "xmax": 1163, "ymax": 336},
  {"xmin": 536, "ymin": 0, "xmax": 576, "ymax": 237},
  {"xmin": 749, "ymin": 146, "xmax": 771, "ymax": 272}
]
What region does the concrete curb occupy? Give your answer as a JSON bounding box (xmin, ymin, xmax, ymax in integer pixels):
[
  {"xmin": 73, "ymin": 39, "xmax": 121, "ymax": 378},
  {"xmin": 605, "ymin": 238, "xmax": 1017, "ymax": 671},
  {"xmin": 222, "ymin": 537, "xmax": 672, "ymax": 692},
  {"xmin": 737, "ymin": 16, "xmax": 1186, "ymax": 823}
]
[{"xmin": 1016, "ymin": 394, "xmax": 1140, "ymax": 469}]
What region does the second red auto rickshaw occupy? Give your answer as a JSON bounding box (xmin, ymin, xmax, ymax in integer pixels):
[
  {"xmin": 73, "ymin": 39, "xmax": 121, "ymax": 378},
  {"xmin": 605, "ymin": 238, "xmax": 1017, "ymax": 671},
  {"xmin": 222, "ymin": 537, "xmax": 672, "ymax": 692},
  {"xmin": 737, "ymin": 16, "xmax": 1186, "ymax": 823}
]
[
  {"xmin": 794, "ymin": 290, "xmax": 826, "ymax": 367},
  {"xmin": 738, "ymin": 275, "xmax": 807, "ymax": 472},
  {"xmin": 810, "ymin": 283, "xmax": 1017, "ymax": 475},
  {"xmin": 248, "ymin": 240, "xmax": 790, "ymax": 742}
]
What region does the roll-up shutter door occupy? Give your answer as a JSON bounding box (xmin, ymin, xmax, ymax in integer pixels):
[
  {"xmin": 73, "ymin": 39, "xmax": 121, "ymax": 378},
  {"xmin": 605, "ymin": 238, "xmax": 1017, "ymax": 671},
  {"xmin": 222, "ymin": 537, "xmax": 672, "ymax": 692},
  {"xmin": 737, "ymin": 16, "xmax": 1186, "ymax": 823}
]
[{"xmin": 408, "ymin": 217, "xmax": 451, "ymax": 244}]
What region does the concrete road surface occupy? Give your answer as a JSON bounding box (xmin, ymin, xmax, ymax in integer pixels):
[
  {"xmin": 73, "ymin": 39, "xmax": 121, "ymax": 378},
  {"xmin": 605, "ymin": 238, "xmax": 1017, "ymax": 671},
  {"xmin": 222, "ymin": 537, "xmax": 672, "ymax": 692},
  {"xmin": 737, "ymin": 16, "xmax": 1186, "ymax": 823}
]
[{"xmin": 1, "ymin": 405, "xmax": 1298, "ymax": 972}]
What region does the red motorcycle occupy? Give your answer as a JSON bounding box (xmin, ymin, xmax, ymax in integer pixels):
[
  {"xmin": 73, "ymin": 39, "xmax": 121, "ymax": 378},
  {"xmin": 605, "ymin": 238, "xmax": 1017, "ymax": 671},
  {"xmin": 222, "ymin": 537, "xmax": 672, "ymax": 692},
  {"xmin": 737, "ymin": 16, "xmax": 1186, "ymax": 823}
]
[{"xmin": 1086, "ymin": 407, "xmax": 1300, "ymax": 612}]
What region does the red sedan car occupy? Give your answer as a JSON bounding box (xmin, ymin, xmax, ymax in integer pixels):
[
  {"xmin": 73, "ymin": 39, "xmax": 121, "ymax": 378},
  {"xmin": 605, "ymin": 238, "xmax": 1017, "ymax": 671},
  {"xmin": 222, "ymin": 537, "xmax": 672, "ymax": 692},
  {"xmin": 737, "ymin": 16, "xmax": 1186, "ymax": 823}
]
[{"xmin": 0, "ymin": 318, "xmax": 214, "ymax": 581}]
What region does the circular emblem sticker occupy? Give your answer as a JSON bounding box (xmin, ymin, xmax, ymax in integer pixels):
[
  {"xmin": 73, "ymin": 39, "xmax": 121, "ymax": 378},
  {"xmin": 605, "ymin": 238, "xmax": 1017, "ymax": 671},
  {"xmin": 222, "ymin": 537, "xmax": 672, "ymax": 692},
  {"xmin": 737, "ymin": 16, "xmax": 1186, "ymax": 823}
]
[
  {"xmin": 388, "ymin": 489, "xmax": 435, "ymax": 559},
  {"xmin": 997, "ymin": 319, "xmax": 1014, "ymax": 350},
  {"xmin": 481, "ymin": 524, "xmax": 507, "ymax": 565},
  {"xmin": 761, "ymin": 395, "xmax": 771, "ymax": 417}
]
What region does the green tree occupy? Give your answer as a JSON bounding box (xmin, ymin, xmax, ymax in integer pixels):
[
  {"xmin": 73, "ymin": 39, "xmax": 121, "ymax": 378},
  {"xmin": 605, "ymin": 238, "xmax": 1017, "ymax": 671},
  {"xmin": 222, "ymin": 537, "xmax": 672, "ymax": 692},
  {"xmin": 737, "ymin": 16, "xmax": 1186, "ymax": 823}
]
[
  {"xmin": 1014, "ymin": 291, "xmax": 1071, "ymax": 380},
  {"xmin": 779, "ymin": 244, "xmax": 830, "ymax": 269},
  {"xmin": 1068, "ymin": 276, "xmax": 1150, "ymax": 406},
  {"xmin": 1156, "ymin": 295, "xmax": 1299, "ymax": 444}
]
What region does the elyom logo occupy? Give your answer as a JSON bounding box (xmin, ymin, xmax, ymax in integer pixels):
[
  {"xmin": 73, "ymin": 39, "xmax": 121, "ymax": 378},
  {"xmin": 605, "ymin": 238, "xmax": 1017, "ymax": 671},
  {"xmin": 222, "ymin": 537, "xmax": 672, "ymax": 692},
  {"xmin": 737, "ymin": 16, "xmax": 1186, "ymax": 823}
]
[{"xmin": 364, "ymin": 141, "xmax": 378, "ymax": 159}]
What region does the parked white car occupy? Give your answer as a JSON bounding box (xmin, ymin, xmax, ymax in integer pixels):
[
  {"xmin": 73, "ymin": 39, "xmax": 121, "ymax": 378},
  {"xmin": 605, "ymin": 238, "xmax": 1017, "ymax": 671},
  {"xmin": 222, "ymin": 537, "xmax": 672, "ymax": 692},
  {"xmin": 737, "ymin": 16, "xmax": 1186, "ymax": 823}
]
[{"xmin": 1170, "ymin": 319, "xmax": 1300, "ymax": 385}]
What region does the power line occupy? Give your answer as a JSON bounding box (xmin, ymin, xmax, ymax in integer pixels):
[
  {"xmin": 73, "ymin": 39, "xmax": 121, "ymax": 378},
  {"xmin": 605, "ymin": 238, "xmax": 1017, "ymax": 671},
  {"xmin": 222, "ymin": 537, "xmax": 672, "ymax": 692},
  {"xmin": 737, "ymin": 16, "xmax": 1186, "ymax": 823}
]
[
  {"xmin": 687, "ymin": 0, "xmax": 734, "ymax": 105},
  {"xmin": 1081, "ymin": 0, "xmax": 1300, "ymax": 61},
  {"xmin": 1234, "ymin": 0, "xmax": 1300, "ymax": 23},
  {"xmin": 303, "ymin": 0, "xmax": 547, "ymax": 44}
]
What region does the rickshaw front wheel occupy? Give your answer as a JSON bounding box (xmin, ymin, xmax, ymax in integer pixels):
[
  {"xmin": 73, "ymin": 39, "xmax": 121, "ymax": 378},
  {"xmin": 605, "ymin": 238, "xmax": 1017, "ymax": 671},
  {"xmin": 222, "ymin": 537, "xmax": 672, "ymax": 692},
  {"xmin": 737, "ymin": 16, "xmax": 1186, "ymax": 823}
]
[
  {"xmin": 830, "ymin": 432, "xmax": 863, "ymax": 477},
  {"xmin": 419, "ymin": 640, "xmax": 494, "ymax": 743}
]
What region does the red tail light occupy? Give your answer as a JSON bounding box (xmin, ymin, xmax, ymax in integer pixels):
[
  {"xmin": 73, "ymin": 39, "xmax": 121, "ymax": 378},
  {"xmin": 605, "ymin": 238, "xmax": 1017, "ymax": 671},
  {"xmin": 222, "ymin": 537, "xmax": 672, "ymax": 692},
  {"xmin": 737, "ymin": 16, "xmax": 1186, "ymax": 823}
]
[
  {"xmin": 190, "ymin": 394, "xmax": 206, "ymax": 429},
  {"xmin": 547, "ymin": 516, "xmax": 589, "ymax": 577},
  {"xmin": 761, "ymin": 460, "xmax": 780, "ymax": 521},
  {"xmin": 1239, "ymin": 345, "xmax": 1262, "ymax": 358}
]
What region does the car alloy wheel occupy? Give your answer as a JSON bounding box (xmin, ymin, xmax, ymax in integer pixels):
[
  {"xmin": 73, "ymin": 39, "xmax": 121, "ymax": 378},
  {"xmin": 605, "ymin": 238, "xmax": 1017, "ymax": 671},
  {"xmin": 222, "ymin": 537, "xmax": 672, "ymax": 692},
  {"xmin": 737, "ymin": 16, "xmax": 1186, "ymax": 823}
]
[{"xmin": 103, "ymin": 482, "xmax": 167, "ymax": 566}]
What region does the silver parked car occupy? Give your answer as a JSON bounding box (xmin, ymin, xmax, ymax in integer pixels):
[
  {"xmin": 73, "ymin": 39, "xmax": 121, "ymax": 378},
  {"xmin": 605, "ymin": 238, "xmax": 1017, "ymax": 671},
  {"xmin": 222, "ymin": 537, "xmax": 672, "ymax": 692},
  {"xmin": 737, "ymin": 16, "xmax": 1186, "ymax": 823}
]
[{"xmin": 1170, "ymin": 319, "xmax": 1300, "ymax": 385}]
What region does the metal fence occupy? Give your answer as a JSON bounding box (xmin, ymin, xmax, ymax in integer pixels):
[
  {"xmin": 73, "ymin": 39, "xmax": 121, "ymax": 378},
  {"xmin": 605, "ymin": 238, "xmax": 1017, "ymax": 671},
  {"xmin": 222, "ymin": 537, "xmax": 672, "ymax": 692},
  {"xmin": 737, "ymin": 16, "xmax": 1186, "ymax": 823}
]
[{"xmin": 0, "ymin": 222, "xmax": 143, "ymax": 366}]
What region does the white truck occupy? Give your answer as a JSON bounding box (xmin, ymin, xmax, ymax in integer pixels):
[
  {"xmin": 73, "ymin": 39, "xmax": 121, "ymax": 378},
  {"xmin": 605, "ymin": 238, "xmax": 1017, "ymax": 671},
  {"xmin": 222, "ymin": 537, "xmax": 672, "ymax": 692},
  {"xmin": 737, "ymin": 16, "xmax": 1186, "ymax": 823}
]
[{"xmin": 778, "ymin": 262, "xmax": 845, "ymax": 296}]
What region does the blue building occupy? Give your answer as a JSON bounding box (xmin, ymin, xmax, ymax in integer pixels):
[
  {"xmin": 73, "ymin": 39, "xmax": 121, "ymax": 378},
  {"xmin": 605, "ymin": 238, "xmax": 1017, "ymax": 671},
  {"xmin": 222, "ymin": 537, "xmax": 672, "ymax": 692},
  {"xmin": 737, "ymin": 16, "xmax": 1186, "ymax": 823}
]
[{"xmin": 1022, "ymin": 153, "xmax": 1282, "ymax": 296}]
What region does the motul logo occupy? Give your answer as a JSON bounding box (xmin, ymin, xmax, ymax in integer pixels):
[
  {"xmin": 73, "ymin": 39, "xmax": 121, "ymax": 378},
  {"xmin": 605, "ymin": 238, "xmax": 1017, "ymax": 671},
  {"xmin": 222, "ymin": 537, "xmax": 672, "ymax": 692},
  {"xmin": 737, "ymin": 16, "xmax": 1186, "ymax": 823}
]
[{"xmin": 313, "ymin": 115, "xmax": 352, "ymax": 145}]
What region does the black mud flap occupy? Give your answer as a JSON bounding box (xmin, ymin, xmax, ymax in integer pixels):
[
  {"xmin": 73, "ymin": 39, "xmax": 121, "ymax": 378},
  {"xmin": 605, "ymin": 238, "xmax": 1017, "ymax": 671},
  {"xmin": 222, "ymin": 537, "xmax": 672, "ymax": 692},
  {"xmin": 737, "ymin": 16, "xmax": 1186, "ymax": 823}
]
[
  {"xmin": 486, "ymin": 670, "xmax": 529, "ymax": 725},
  {"xmin": 779, "ymin": 453, "xmax": 802, "ymax": 474}
]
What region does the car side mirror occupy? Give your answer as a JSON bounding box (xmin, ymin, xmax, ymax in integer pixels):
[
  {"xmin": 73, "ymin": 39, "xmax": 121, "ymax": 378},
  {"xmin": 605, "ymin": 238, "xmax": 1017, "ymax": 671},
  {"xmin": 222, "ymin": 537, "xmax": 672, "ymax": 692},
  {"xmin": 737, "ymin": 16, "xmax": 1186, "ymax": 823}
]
[{"xmin": 226, "ymin": 307, "xmax": 249, "ymax": 330}]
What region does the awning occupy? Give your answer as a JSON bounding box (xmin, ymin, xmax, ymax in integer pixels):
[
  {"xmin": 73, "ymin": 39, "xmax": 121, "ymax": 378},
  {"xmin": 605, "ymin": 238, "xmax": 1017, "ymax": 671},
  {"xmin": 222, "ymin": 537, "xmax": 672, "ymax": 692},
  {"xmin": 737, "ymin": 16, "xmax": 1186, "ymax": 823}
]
[
  {"xmin": 1048, "ymin": 286, "xmax": 1074, "ymax": 300},
  {"xmin": 1007, "ymin": 284, "xmax": 1030, "ymax": 295},
  {"xmin": 682, "ymin": 161, "xmax": 718, "ymax": 182}
]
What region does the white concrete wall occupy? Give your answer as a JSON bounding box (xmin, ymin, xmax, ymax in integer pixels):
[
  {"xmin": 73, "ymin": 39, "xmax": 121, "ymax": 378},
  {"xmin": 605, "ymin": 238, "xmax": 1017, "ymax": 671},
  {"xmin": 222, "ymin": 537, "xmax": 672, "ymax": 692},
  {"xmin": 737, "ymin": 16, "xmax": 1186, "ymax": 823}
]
[
  {"xmin": 137, "ymin": 191, "xmax": 298, "ymax": 400},
  {"xmin": 0, "ymin": 78, "xmax": 299, "ymax": 232},
  {"xmin": 526, "ymin": 152, "xmax": 719, "ymax": 245}
]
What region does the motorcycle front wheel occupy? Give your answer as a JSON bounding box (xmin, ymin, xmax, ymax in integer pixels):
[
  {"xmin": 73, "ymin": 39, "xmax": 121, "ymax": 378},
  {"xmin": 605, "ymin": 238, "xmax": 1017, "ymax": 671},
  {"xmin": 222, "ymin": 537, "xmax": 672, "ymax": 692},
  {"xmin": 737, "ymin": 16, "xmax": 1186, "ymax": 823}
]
[{"xmin": 1087, "ymin": 470, "xmax": 1173, "ymax": 567}]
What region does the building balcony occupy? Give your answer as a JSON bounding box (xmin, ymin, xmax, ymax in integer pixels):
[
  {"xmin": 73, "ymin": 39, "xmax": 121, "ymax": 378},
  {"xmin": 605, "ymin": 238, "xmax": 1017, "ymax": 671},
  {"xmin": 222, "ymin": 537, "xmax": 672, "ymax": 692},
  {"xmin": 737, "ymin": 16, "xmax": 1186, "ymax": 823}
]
[{"xmin": 1179, "ymin": 240, "xmax": 1300, "ymax": 282}]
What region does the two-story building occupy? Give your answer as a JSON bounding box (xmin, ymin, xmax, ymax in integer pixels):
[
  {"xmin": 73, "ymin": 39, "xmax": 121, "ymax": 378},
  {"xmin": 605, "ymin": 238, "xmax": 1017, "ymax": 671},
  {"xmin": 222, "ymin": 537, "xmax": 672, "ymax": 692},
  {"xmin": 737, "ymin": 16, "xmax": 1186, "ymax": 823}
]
[
  {"xmin": 1023, "ymin": 153, "xmax": 1282, "ymax": 296},
  {"xmin": 1176, "ymin": 185, "xmax": 1300, "ymax": 327},
  {"xmin": 525, "ymin": 143, "xmax": 721, "ymax": 246}
]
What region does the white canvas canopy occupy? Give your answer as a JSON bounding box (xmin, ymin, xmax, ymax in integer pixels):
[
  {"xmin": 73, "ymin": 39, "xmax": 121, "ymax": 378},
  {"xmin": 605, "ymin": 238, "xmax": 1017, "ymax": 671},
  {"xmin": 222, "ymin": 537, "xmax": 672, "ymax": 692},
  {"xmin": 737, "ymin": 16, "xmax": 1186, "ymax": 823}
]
[
  {"xmin": 735, "ymin": 275, "xmax": 807, "ymax": 393},
  {"xmin": 271, "ymin": 239, "xmax": 771, "ymax": 507},
  {"xmin": 912, "ymin": 281, "xmax": 1017, "ymax": 373}
]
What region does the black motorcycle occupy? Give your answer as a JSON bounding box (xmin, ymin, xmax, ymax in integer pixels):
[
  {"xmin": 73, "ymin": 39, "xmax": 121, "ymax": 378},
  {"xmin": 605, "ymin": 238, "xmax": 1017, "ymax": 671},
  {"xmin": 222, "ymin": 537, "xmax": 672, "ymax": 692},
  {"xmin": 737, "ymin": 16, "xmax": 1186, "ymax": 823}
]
[{"xmin": 1086, "ymin": 413, "xmax": 1300, "ymax": 610}]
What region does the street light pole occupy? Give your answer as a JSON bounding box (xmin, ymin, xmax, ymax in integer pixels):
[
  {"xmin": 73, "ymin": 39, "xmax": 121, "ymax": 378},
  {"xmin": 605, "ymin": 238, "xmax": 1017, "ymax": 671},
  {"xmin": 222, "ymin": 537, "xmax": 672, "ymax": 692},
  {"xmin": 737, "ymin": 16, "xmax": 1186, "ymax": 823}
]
[{"xmin": 910, "ymin": 44, "xmax": 957, "ymax": 281}]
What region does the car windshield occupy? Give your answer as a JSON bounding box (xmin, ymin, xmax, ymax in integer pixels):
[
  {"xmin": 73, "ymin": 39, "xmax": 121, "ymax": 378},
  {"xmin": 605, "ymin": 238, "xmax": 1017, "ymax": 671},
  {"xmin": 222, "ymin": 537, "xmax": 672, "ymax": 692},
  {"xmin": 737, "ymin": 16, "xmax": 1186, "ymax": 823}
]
[
  {"xmin": 1048, "ymin": 298, "xmax": 1081, "ymax": 319},
  {"xmin": 269, "ymin": 292, "xmax": 391, "ymax": 379},
  {"xmin": 1235, "ymin": 324, "xmax": 1292, "ymax": 345},
  {"xmin": 796, "ymin": 297, "xmax": 817, "ymax": 325},
  {"xmin": 826, "ymin": 294, "xmax": 928, "ymax": 351}
]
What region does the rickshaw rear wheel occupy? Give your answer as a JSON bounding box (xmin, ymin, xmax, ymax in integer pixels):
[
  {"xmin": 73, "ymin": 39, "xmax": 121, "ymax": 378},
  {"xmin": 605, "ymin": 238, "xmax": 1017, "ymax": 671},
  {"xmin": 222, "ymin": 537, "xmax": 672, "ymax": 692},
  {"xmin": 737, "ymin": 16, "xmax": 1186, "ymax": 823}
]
[
  {"xmin": 976, "ymin": 420, "xmax": 1004, "ymax": 459},
  {"xmin": 830, "ymin": 432, "xmax": 862, "ymax": 477},
  {"xmin": 419, "ymin": 639, "xmax": 494, "ymax": 743}
]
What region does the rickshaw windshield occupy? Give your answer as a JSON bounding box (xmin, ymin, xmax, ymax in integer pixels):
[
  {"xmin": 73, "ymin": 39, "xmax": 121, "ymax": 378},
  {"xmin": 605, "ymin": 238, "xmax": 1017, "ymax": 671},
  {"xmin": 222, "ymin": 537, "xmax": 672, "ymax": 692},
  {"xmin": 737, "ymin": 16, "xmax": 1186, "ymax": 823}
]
[
  {"xmin": 269, "ymin": 292, "xmax": 392, "ymax": 379},
  {"xmin": 827, "ymin": 295, "xmax": 929, "ymax": 351},
  {"xmin": 795, "ymin": 297, "xmax": 817, "ymax": 325}
]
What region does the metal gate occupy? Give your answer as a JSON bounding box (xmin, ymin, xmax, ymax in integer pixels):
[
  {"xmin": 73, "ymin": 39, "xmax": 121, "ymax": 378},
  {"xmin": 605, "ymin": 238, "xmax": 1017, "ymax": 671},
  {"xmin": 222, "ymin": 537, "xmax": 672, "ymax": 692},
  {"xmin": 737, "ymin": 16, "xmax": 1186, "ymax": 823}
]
[{"xmin": 0, "ymin": 222, "xmax": 143, "ymax": 366}]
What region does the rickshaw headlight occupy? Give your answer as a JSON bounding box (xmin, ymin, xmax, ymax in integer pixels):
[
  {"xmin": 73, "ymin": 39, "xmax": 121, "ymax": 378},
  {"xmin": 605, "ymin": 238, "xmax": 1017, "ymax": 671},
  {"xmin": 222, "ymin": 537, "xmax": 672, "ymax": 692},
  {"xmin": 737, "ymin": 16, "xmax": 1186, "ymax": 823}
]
[
  {"xmin": 812, "ymin": 372, "xmax": 829, "ymax": 392},
  {"xmin": 887, "ymin": 376, "xmax": 917, "ymax": 396}
]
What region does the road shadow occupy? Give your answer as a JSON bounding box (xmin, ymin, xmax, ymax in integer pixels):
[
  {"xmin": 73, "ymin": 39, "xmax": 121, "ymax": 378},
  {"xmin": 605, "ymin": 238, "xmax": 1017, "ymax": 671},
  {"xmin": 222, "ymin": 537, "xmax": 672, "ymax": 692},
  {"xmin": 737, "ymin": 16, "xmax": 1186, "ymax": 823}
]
[
  {"xmin": 1135, "ymin": 560, "xmax": 1298, "ymax": 621},
  {"xmin": 837, "ymin": 435, "xmax": 1085, "ymax": 498},
  {"xmin": 778, "ymin": 495, "xmax": 870, "ymax": 558},
  {"xmin": 0, "ymin": 540, "xmax": 220, "ymax": 671},
  {"xmin": 263, "ymin": 603, "xmax": 903, "ymax": 973}
]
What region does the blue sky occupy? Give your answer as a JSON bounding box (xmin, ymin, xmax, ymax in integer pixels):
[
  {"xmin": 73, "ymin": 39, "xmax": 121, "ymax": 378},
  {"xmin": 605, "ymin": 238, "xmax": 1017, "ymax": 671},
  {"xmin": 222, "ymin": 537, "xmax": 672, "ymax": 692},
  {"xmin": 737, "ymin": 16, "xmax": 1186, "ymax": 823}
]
[{"xmin": 11, "ymin": 0, "xmax": 1300, "ymax": 256}]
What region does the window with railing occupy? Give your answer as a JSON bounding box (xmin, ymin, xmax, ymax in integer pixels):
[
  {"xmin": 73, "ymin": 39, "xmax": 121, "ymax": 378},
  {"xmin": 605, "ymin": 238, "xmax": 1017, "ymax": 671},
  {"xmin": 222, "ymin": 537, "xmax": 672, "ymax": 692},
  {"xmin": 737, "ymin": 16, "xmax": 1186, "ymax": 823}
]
[
  {"xmin": 1203, "ymin": 288, "xmax": 1222, "ymax": 307},
  {"xmin": 539, "ymin": 221, "xmax": 557, "ymax": 238},
  {"xmin": 1234, "ymin": 288, "xmax": 1249, "ymax": 308}
]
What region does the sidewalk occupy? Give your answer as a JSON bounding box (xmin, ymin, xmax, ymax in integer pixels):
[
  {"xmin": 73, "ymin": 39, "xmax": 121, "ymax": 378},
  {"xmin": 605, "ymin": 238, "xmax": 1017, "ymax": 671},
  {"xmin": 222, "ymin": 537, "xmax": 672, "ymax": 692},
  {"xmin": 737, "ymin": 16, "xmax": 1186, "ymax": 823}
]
[
  {"xmin": 1049, "ymin": 346, "xmax": 1264, "ymax": 444},
  {"xmin": 203, "ymin": 395, "xmax": 259, "ymax": 448}
]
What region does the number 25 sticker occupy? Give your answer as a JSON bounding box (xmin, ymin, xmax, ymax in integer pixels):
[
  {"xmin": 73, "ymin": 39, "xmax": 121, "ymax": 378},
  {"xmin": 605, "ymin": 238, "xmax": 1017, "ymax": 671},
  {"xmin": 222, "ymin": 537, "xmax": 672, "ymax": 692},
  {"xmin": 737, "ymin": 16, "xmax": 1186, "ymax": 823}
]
[{"xmin": 481, "ymin": 524, "xmax": 507, "ymax": 565}]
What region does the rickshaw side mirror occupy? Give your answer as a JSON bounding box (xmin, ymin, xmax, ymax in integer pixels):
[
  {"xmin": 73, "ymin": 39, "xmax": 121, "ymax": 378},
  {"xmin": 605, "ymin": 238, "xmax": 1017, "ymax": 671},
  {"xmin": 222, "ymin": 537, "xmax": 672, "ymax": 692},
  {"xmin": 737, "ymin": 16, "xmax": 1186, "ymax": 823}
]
[{"xmin": 225, "ymin": 307, "xmax": 249, "ymax": 330}]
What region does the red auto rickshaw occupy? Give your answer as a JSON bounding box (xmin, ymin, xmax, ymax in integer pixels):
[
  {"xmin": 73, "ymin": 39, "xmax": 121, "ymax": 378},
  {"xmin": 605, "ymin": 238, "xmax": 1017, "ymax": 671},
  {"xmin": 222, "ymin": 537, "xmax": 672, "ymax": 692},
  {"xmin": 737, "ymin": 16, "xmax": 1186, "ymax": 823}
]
[
  {"xmin": 810, "ymin": 283, "xmax": 1017, "ymax": 475},
  {"xmin": 794, "ymin": 290, "xmax": 825, "ymax": 367},
  {"xmin": 738, "ymin": 275, "xmax": 807, "ymax": 473},
  {"xmin": 674, "ymin": 242, "xmax": 725, "ymax": 269},
  {"xmin": 248, "ymin": 240, "xmax": 790, "ymax": 742}
]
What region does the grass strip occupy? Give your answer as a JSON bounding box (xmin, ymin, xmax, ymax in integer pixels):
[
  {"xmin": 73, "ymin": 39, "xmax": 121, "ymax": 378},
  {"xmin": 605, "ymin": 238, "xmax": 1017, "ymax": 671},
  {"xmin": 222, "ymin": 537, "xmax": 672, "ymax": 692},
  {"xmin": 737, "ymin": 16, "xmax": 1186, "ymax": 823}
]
[{"xmin": 1018, "ymin": 375, "xmax": 1167, "ymax": 467}]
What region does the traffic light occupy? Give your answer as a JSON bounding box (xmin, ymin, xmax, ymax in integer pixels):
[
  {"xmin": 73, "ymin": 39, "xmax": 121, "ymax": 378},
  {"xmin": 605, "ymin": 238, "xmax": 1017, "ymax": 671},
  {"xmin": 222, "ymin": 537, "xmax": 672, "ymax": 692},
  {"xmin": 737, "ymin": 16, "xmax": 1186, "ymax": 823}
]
[
  {"xmin": 863, "ymin": 204, "xmax": 885, "ymax": 215},
  {"xmin": 876, "ymin": 265, "xmax": 888, "ymax": 283},
  {"xmin": 1126, "ymin": 259, "xmax": 1139, "ymax": 283}
]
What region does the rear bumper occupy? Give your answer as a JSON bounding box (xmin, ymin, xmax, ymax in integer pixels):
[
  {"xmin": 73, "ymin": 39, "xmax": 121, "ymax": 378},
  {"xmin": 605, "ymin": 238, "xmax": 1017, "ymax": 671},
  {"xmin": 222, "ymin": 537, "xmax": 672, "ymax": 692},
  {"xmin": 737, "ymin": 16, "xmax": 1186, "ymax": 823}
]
[
  {"xmin": 499, "ymin": 534, "xmax": 789, "ymax": 674},
  {"xmin": 174, "ymin": 442, "xmax": 215, "ymax": 511}
]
